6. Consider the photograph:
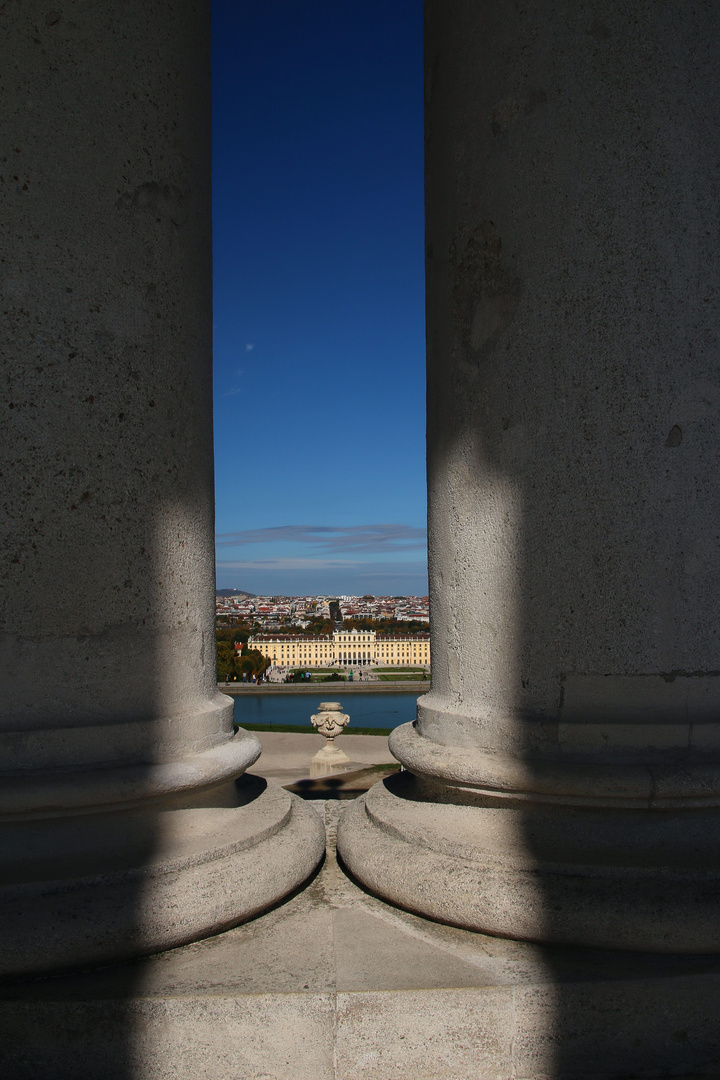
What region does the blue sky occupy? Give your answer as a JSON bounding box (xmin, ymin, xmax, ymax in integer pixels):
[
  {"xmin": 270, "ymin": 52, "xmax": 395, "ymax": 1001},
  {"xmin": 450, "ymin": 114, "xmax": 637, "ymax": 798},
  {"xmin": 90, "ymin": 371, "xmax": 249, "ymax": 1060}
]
[{"xmin": 211, "ymin": 0, "xmax": 426, "ymax": 596}]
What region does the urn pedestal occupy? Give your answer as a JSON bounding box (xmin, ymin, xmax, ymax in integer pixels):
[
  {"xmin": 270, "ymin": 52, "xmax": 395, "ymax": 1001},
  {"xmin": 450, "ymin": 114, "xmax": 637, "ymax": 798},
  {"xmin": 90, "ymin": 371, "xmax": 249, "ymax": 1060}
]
[{"xmin": 310, "ymin": 702, "xmax": 351, "ymax": 776}]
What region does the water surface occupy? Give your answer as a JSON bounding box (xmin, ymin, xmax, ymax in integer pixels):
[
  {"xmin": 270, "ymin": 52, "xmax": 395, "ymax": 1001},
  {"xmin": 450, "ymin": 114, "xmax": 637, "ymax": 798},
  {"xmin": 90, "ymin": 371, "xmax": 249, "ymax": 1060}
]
[{"xmin": 233, "ymin": 692, "xmax": 421, "ymax": 732}]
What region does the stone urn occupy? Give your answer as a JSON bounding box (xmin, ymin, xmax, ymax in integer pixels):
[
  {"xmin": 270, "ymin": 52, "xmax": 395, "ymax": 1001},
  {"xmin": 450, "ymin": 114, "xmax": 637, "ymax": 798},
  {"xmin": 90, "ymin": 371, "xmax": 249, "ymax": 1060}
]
[{"xmin": 310, "ymin": 702, "xmax": 351, "ymax": 776}]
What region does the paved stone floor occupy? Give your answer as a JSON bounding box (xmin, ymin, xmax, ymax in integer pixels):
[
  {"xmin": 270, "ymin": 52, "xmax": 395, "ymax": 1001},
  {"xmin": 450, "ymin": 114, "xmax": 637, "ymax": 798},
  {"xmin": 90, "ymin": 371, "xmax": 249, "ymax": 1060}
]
[
  {"xmin": 2, "ymin": 798, "xmax": 720, "ymax": 1079},
  {"xmin": 251, "ymin": 730, "xmax": 396, "ymax": 787}
]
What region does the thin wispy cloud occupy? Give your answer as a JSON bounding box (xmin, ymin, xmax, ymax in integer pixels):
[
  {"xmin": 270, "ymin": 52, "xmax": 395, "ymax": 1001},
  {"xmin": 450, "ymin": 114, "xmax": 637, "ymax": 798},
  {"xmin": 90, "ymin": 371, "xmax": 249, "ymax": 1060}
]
[
  {"xmin": 215, "ymin": 523, "xmax": 427, "ymax": 555},
  {"xmin": 216, "ymin": 558, "xmax": 428, "ymax": 587},
  {"xmin": 217, "ymin": 559, "xmax": 427, "ymax": 576},
  {"xmin": 218, "ymin": 558, "xmax": 372, "ymax": 571}
]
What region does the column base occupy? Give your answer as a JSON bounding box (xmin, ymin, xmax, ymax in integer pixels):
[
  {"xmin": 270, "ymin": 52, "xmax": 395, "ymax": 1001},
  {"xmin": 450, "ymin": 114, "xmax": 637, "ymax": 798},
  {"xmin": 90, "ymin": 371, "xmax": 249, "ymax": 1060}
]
[
  {"xmin": 0, "ymin": 732, "xmax": 325, "ymax": 976},
  {"xmin": 5, "ymin": 801, "xmax": 720, "ymax": 1080},
  {"xmin": 337, "ymin": 767, "xmax": 720, "ymax": 954}
]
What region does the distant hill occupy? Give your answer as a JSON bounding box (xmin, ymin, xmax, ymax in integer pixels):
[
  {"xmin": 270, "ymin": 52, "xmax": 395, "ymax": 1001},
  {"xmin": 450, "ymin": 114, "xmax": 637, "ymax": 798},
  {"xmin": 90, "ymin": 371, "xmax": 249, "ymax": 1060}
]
[{"xmin": 216, "ymin": 588, "xmax": 256, "ymax": 598}]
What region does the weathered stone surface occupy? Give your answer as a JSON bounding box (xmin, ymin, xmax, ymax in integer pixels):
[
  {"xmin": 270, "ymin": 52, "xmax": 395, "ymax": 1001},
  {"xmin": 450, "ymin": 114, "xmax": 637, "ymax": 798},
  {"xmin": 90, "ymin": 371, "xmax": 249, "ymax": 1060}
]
[
  {"xmin": 339, "ymin": 771, "xmax": 720, "ymax": 951},
  {"xmin": 2, "ymin": 805, "xmax": 720, "ymax": 1080},
  {"xmin": 337, "ymin": 0, "xmax": 720, "ymax": 951},
  {"xmin": 1, "ymin": 776, "xmax": 325, "ymax": 975},
  {"xmin": 0, "ymin": 0, "xmax": 323, "ymax": 975}
]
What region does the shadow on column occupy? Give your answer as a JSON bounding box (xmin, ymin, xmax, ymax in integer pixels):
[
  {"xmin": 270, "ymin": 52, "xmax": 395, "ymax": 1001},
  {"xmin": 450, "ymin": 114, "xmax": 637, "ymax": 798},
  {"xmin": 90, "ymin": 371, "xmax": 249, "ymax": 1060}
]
[
  {"xmin": 0, "ymin": 4, "xmax": 324, "ymax": 1077},
  {"xmin": 339, "ymin": 1, "xmax": 720, "ymax": 1075},
  {"xmin": 435, "ymin": 2, "xmax": 720, "ymax": 1074}
]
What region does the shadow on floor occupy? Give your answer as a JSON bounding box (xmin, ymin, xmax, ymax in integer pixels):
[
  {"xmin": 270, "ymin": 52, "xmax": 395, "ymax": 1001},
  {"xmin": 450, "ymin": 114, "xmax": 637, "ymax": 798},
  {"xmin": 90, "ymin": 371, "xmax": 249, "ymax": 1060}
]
[{"xmin": 285, "ymin": 764, "xmax": 401, "ymax": 800}]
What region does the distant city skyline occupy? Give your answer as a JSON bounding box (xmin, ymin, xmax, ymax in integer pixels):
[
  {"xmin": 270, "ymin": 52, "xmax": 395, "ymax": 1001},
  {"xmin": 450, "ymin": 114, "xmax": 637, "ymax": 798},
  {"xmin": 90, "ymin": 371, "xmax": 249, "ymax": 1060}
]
[
  {"xmin": 216, "ymin": 592, "xmax": 430, "ymax": 632},
  {"xmin": 211, "ymin": 0, "xmax": 425, "ymax": 596}
]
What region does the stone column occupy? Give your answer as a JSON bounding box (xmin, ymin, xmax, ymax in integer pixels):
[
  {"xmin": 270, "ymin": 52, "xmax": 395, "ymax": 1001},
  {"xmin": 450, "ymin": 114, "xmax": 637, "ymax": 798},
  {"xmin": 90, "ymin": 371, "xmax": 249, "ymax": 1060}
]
[
  {"xmin": 0, "ymin": 1, "xmax": 323, "ymax": 976},
  {"xmin": 339, "ymin": 0, "xmax": 720, "ymax": 951}
]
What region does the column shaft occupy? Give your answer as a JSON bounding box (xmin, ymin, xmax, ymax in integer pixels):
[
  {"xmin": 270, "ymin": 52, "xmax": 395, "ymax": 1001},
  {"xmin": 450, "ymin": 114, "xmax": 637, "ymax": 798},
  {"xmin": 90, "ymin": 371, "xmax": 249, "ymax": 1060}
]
[
  {"xmin": 0, "ymin": 0, "xmax": 323, "ymax": 976},
  {"xmin": 338, "ymin": 0, "xmax": 720, "ymax": 951}
]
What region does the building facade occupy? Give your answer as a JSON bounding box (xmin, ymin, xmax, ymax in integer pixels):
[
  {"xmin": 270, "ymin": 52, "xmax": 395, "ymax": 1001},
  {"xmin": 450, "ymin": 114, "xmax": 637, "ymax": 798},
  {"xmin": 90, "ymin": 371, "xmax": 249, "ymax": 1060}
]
[{"xmin": 246, "ymin": 629, "xmax": 430, "ymax": 668}]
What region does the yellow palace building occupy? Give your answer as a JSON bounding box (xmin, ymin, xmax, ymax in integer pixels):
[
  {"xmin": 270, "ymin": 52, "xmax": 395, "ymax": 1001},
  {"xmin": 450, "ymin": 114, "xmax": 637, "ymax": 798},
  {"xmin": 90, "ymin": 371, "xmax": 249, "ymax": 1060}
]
[{"xmin": 246, "ymin": 628, "xmax": 430, "ymax": 669}]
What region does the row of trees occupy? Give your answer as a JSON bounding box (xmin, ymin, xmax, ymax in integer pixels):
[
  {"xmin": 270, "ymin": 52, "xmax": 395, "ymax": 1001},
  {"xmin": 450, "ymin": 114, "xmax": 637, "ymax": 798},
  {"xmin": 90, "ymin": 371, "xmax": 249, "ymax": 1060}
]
[
  {"xmin": 215, "ymin": 623, "xmax": 269, "ymax": 682},
  {"xmin": 342, "ymin": 617, "xmax": 429, "ymax": 635},
  {"xmin": 297, "ymin": 617, "xmax": 335, "ymax": 635}
]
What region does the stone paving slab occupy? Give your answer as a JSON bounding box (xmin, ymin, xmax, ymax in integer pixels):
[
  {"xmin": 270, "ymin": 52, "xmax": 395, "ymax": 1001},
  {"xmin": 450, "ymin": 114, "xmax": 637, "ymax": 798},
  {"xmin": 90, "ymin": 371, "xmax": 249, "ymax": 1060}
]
[
  {"xmin": 2, "ymin": 801, "xmax": 720, "ymax": 1079},
  {"xmin": 248, "ymin": 730, "xmax": 397, "ymax": 786}
]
